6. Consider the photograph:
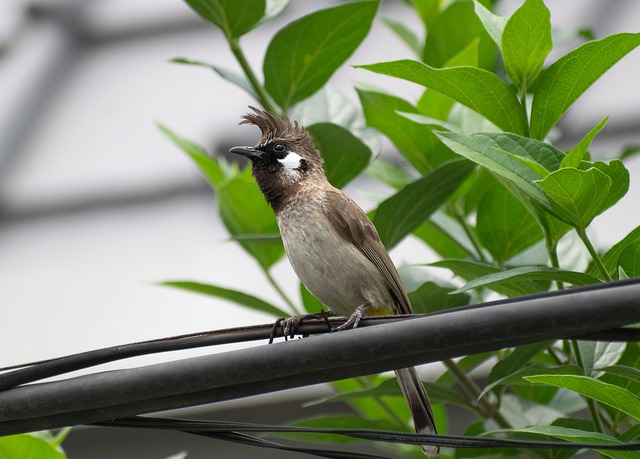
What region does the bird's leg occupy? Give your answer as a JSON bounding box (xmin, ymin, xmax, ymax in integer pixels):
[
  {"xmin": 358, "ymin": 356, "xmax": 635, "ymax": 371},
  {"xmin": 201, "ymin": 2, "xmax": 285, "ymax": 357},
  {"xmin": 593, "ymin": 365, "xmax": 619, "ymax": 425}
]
[
  {"xmin": 333, "ymin": 301, "xmax": 371, "ymax": 332},
  {"xmin": 269, "ymin": 309, "xmax": 333, "ymax": 344}
]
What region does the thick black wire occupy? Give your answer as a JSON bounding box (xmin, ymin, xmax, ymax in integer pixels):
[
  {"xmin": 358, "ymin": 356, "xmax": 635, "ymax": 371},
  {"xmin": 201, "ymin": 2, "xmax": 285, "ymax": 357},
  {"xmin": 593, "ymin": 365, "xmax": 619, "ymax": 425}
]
[
  {"xmin": 1, "ymin": 279, "xmax": 639, "ymax": 438},
  {"xmin": 1, "ymin": 313, "xmax": 638, "ymax": 391}
]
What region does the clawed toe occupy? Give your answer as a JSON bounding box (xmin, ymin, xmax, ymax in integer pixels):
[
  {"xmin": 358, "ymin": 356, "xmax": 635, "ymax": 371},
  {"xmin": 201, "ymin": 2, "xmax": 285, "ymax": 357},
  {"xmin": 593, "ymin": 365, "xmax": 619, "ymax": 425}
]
[
  {"xmin": 332, "ymin": 302, "xmax": 370, "ymax": 332},
  {"xmin": 269, "ymin": 310, "xmax": 332, "ymax": 344}
]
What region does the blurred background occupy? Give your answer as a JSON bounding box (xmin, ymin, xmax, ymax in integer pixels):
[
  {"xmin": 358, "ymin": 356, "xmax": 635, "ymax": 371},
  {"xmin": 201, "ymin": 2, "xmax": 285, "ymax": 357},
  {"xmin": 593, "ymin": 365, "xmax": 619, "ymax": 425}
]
[{"xmin": 1, "ymin": 0, "xmax": 638, "ymax": 457}]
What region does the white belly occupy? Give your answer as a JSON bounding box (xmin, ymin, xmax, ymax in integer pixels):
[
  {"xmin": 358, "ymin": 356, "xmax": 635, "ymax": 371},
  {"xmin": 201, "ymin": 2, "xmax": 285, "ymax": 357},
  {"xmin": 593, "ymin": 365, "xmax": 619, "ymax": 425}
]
[{"xmin": 277, "ymin": 201, "xmax": 392, "ymax": 316}]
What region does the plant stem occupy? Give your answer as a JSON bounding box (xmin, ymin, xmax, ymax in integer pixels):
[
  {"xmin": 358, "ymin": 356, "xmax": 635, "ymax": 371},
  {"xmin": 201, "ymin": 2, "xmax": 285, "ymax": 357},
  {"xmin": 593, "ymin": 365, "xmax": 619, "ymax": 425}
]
[
  {"xmin": 570, "ymin": 340, "xmax": 605, "ymax": 433},
  {"xmin": 519, "ymin": 85, "xmax": 531, "ymax": 138},
  {"xmin": 354, "ymin": 377, "xmax": 407, "ymax": 428},
  {"xmin": 576, "ymin": 227, "xmax": 613, "ymax": 282},
  {"xmin": 52, "ymin": 427, "xmax": 72, "ymax": 447},
  {"xmin": 546, "ymin": 239, "xmax": 565, "ymax": 290},
  {"xmin": 265, "ymin": 269, "xmax": 302, "ymax": 316},
  {"xmin": 228, "ymin": 38, "xmax": 279, "ymax": 114},
  {"xmin": 442, "ymin": 359, "xmax": 511, "ymax": 429},
  {"xmin": 451, "ymin": 205, "xmax": 488, "ymax": 262}
]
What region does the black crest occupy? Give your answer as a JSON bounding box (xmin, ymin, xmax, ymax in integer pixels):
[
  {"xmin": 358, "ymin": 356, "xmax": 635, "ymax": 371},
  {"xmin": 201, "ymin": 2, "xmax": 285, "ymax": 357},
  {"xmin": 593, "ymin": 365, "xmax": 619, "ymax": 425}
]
[{"xmin": 240, "ymin": 106, "xmax": 311, "ymax": 147}]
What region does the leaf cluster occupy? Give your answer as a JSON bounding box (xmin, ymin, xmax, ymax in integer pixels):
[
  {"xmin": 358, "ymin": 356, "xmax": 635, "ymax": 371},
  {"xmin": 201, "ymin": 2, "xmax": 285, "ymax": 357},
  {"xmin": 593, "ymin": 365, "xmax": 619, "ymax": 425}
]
[{"xmin": 156, "ymin": 0, "xmax": 640, "ymax": 457}]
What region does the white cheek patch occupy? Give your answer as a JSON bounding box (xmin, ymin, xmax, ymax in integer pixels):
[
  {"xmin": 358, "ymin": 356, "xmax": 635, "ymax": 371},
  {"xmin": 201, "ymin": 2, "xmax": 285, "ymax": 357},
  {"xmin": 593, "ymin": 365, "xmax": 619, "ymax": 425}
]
[{"xmin": 277, "ymin": 152, "xmax": 304, "ymax": 178}]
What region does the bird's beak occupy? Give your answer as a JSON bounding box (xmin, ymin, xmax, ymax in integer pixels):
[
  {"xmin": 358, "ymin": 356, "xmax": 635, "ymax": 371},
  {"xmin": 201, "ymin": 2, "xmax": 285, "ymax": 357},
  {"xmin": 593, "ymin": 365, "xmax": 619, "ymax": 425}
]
[{"xmin": 229, "ymin": 145, "xmax": 262, "ymax": 160}]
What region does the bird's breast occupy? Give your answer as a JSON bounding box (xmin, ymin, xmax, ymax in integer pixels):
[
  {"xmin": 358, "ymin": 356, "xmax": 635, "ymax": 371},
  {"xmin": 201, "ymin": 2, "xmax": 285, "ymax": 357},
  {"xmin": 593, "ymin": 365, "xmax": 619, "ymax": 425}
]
[{"xmin": 276, "ymin": 195, "xmax": 393, "ymax": 316}]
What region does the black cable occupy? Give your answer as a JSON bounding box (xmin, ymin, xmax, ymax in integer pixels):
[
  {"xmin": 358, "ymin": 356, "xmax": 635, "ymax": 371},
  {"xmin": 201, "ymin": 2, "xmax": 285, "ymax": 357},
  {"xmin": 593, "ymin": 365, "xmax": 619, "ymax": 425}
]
[
  {"xmin": 99, "ymin": 416, "xmax": 640, "ymax": 453},
  {"xmin": 2, "ymin": 319, "xmax": 636, "ymax": 391},
  {"xmin": 0, "ymin": 279, "xmax": 639, "ymax": 436}
]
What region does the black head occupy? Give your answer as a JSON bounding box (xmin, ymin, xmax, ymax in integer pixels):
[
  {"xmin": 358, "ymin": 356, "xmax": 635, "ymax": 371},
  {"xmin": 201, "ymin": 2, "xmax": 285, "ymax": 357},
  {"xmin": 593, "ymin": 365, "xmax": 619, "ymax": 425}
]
[{"xmin": 230, "ymin": 107, "xmax": 326, "ymax": 211}]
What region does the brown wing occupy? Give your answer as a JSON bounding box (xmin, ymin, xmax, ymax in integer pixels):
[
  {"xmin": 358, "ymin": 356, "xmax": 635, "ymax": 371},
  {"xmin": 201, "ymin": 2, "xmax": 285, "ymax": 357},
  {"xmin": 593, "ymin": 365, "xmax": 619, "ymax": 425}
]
[{"xmin": 322, "ymin": 188, "xmax": 412, "ymax": 315}]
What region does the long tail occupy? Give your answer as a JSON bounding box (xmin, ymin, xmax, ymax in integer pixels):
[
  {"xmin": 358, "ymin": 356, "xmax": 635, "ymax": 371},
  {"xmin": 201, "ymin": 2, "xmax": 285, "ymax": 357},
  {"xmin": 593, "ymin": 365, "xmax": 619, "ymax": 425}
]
[{"xmin": 394, "ymin": 367, "xmax": 439, "ymax": 456}]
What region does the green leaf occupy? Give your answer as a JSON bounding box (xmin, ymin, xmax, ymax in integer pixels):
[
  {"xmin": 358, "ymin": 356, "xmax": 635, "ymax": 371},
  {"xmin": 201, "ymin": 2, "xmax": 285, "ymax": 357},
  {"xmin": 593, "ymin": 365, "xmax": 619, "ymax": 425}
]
[
  {"xmin": 357, "ymin": 89, "xmax": 455, "ymax": 172},
  {"xmin": 365, "ymin": 159, "xmax": 414, "ymax": 189},
  {"xmin": 326, "ymin": 378, "xmax": 397, "ymax": 423},
  {"xmin": 502, "ymin": 0, "xmax": 552, "ymax": 91},
  {"xmin": 358, "ymin": 60, "xmax": 527, "ymax": 135},
  {"xmin": 264, "ymin": 1, "xmax": 379, "ymax": 110},
  {"xmin": 619, "ymin": 145, "xmax": 640, "ymax": 161},
  {"xmin": 600, "ymin": 365, "xmax": 640, "ymax": 386},
  {"xmin": 158, "ymin": 123, "xmax": 225, "ymax": 189},
  {"xmin": 459, "ymin": 166, "xmax": 499, "ymax": 215},
  {"xmin": 408, "ymin": 281, "xmax": 471, "ymax": 314},
  {"xmin": 578, "ymin": 341, "xmax": 627, "ymax": 376},
  {"xmin": 452, "ymin": 266, "xmax": 598, "ymax": 294},
  {"xmin": 517, "ymin": 425, "xmax": 640, "ymax": 459},
  {"xmin": 228, "ymin": 233, "xmax": 281, "ymax": 244},
  {"xmin": 374, "ymin": 159, "xmax": 475, "ymax": 248},
  {"xmin": 619, "ymin": 266, "xmax": 631, "ymax": 280},
  {"xmin": 488, "ymin": 342, "xmax": 554, "ymax": 388},
  {"xmin": 524, "ymin": 374, "xmax": 640, "ymax": 421},
  {"xmin": 300, "ymin": 283, "xmax": 324, "ymax": 314},
  {"xmin": 413, "ymin": 0, "xmax": 439, "ymax": 30},
  {"xmin": 482, "ymin": 364, "xmax": 582, "ymax": 399},
  {"xmin": 161, "ymin": 280, "xmax": 290, "ymax": 317},
  {"xmin": 430, "ymin": 259, "xmax": 549, "ymax": 297},
  {"xmin": 316, "ymin": 377, "xmax": 474, "ymax": 413},
  {"xmin": 414, "ymin": 211, "xmax": 475, "ymax": 260},
  {"xmin": 531, "ymin": 201, "xmax": 573, "ymax": 248},
  {"xmin": 589, "ymin": 159, "xmax": 629, "ymax": 213},
  {"xmin": 422, "ymin": 0, "xmax": 496, "ymax": 70},
  {"xmin": 599, "ymin": 226, "xmax": 640, "ymax": 279},
  {"xmin": 537, "ymin": 167, "xmax": 611, "ymax": 229},
  {"xmin": 185, "ymin": 0, "xmax": 265, "ymax": 40},
  {"xmin": 292, "ymin": 85, "xmax": 381, "ymax": 156},
  {"xmin": 171, "ymin": 58, "xmax": 258, "ymax": 99},
  {"xmin": 530, "ymin": 32, "xmax": 640, "ymax": 140},
  {"xmin": 0, "ymin": 434, "xmax": 66, "ymax": 459},
  {"xmin": 217, "ymin": 175, "xmax": 284, "ymax": 270},
  {"xmin": 398, "ymin": 111, "xmax": 460, "ymax": 134},
  {"xmin": 562, "ymin": 117, "xmax": 608, "ymax": 168},
  {"xmin": 287, "ymin": 415, "xmax": 401, "ymax": 444},
  {"xmin": 476, "ymin": 183, "xmax": 544, "ymax": 263},
  {"xmin": 260, "ymin": 0, "xmax": 290, "ymax": 25},
  {"xmin": 473, "ymin": 0, "xmax": 506, "ymax": 49},
  {"xmin": 306, "ymin": 123, "xmax": 370, "ymax": 189},
  {"xmin": 437, "ymin": 352, "xmax": 497, "ymax": 387},
  {"xmin": 501, "ymin": 394, "xmax": 568, "ymax": 428},
  {"xmin": 434, "ymin": 131, "xmax": 553, "ymax": 207},
  {"xmin": 383, "ymin": 18, "xmax": 422, "ymax": 57},
  {"xmin": 618, "ymin": 243, "xmax": 640, "ymax": 277},
  {"xmin": 621, "ymin": 422, "xmax": 640, "ymax": 442},
  {"xmin": 444, "ymin": 37, "xmax": 481, "ymax": 68},
  {"xmin": 416, "ymin": 88, "xmax": 455, "ymax": 122}
]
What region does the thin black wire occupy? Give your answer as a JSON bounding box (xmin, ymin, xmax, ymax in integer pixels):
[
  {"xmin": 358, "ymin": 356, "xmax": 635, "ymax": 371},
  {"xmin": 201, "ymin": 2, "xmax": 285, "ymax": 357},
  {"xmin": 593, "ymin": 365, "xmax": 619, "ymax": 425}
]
[
  {"xmin": 98, "ymin": 416, "xmax": 640, "ymax": 456},
  {"xmin": 0, "ymin": 316, "xmax": 385, "ymax": 391}
]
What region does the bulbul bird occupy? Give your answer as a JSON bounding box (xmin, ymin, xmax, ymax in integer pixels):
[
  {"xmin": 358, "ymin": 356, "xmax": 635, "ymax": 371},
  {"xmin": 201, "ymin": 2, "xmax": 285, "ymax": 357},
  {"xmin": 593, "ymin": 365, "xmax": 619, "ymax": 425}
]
[{"xmin": 229, "ymin": 106, "xmax": 439, "ymax": 456}]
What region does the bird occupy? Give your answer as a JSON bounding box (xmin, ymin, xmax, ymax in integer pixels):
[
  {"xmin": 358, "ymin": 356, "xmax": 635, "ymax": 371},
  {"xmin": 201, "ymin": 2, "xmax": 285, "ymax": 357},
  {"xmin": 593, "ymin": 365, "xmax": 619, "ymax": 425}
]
[{"xmin": 229, "ymin": 106, "xmax": 439, "ymax": 456}]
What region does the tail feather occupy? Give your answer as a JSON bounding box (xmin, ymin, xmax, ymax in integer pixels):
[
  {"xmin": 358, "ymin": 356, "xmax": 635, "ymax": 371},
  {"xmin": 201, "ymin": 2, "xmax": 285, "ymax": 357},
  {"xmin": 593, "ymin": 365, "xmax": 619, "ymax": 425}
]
[{"xmin": 395, "ymin": 367, "xmax": 439, "ymax": 456}]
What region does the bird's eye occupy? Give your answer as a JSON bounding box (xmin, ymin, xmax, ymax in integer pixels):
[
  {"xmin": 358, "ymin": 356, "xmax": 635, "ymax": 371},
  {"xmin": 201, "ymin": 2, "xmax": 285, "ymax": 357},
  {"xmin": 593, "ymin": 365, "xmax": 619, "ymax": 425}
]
[{"xmin": 273, "ymin": 144, "xmax": 285, "ymax": 153}]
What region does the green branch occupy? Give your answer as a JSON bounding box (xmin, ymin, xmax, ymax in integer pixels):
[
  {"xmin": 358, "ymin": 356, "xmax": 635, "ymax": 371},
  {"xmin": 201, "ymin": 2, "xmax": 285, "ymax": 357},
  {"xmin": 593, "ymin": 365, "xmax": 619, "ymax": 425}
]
[
  {"xmin": 228, "ymin": 38, "xmax": 279, "ymax": 114},
  {"xmin": 570, "ymin": 340, "xmax": 605, "ymax": 433},
  {"xmin": 443, "ymin": 359, "xmax": 512, "ymax": 429},
  {"xmin": 576, "ymin": 227, "xmax": 613, "ymax": 282}
]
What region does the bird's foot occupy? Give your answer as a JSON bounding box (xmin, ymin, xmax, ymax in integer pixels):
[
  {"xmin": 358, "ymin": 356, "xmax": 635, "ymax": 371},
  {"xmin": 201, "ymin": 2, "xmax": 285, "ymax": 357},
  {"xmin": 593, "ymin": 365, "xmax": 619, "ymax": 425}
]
[
  {"xmin": 269, "ymin": 309, "xmax": 332, "ymax": 344},
  {"xmin": 332, "ymin": 302, "xmax": 371, "ymax": 332}
]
